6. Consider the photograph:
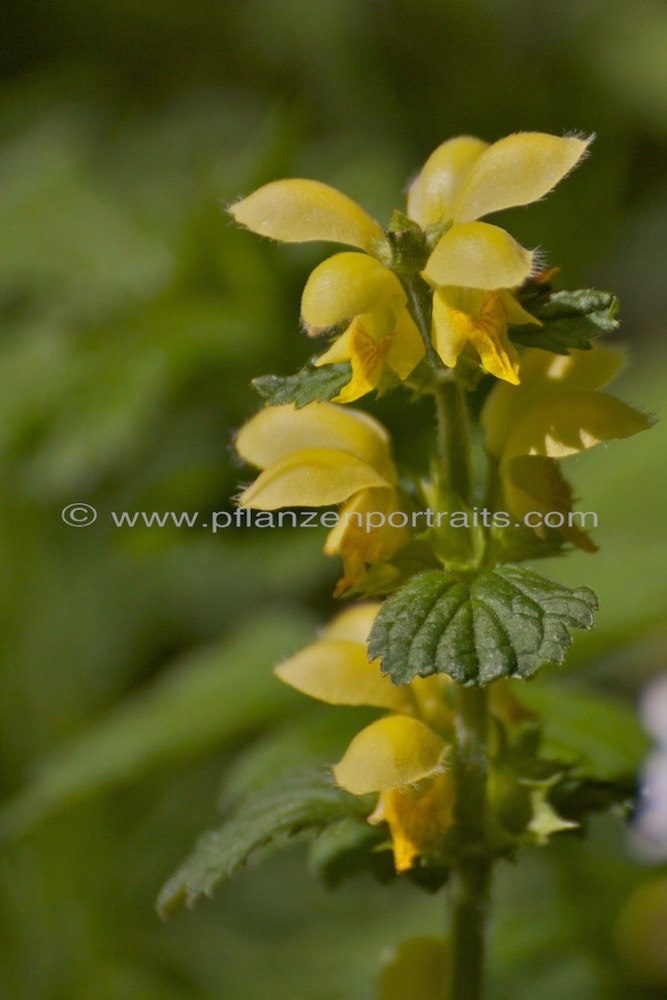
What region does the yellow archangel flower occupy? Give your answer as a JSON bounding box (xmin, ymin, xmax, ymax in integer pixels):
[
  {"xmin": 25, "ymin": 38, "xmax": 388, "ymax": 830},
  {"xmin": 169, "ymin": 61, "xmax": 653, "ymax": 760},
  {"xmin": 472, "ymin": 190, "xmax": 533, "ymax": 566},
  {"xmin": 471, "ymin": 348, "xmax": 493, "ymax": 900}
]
[
  {"xmin": 235, "ymin": 401, "xmax": 408, "ymax": 593},
  {"xmin": 230, "ymin": 132, "xmax": 592, "ymax": 388},
  {"xmin": 408, "ymin": 132, "xmax": 592, "ymax": 383},
  {"xmin": 275, "ymin": 603, "xmax": 455, "ymax": 872},
  {"xmin": 482, "ymin": 345, "xmax": 652, "ymax": 549},
  {"xmin": 302, "ymin": 252, "xmax": 425, "ymax": 402}
]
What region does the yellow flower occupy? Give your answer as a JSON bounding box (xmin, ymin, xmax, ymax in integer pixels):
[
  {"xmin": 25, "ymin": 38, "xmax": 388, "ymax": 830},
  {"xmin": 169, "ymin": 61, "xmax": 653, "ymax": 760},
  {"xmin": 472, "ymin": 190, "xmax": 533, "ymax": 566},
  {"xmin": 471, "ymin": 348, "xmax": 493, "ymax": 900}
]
[
  {"xmin": 482, "ymin": 345, "xmax": 652, "ymax": 548},
  {"xmin": 230, "ymin": 132, "xmax": 591, "ymax": 389},
  {"xmin": 408, "ymin": 132, "xmax": 592, "ymax": 382},
  {"xmin": 302, "ymin": 253, "xmax": 425, "ymax": 402},
  {"xmin": 275, "ymin": 603, "xmax": 454, "ymax": 872},
  {"xmin": 235, "ymin": 401, "xmax": 408, "ymax": 592},
  {"xmin": 430, "ymin": 286, "xmax": 538, "ymax": 385}
]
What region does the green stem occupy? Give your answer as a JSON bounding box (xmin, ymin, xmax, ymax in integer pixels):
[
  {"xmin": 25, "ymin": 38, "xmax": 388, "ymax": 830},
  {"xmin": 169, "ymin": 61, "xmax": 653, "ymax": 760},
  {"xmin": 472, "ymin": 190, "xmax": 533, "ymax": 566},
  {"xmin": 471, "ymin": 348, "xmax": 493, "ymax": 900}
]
[
  {"xmin": 433, "ymin": 379, "xmax": 472, "ymax": 504},
  {"xmin": 429, "ymin": 351, "xmax": 490, "ymax": 999},
  {"xmin": 408, "ymin": 269, "xmax": 491, "ymax": 995},
  {"xmin": 450, "ymin": 686, "xmax": 491, "ymax": 1000}
]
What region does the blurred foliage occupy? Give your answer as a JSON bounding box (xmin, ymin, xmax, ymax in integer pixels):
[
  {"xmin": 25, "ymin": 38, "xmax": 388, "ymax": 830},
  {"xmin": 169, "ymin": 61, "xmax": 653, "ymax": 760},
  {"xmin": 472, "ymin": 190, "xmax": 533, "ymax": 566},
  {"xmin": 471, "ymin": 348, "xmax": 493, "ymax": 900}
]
[{"xmin": 0, "ymin": 1, "xmax": 666, "ymax": 998}]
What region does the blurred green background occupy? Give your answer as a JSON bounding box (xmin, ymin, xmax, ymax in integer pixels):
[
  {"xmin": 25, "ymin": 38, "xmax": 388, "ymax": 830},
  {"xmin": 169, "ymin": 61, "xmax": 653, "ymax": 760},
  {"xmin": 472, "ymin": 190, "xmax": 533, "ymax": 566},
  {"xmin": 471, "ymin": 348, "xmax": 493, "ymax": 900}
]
[{"xmin": 0, "ymin": 1, "xmax": 666, "ymax": 998}]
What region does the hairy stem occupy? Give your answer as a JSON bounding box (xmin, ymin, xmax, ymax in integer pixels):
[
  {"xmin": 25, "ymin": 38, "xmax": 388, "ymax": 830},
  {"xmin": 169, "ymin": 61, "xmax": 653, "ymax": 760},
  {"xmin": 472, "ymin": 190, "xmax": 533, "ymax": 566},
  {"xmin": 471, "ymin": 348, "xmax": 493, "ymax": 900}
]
[
  {"xmin": 450, "ymin": 686, "xmax": 491, "ymax": 1000},
  {"xmin": 427, "ymin": 339, "xmax": 489, "ymax": 999},
  {"xmin": 433, "ymin": 378, "xmax": 472, "ymax": 504}
]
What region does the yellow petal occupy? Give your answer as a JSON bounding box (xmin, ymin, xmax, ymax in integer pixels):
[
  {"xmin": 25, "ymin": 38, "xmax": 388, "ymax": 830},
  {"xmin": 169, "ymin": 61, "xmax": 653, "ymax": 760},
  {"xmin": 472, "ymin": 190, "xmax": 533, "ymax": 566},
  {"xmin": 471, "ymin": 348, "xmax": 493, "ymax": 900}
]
[
  {"xmin": 239, "ymin": 448, "xmax": 391, "ymax": 509},
  {"xmin": 301, "ymin": 252, "xmax": 405, "ymax": 329},
  {"xmin": 431, "ymin": 288, "xmax": 519, "ymax": 381},
  {"xmin": 504, "ymin": 390, "xmax": 651, "ymax": 462},
  {"xmin": 313, "ymin": 328, "xmax": 354, "ymax": 366},
  {"xmin": 482, "ymin": 345, "xmax": 626, "ymax": 459},
  {"xmin": 324, "ymin": 486, "xmax": 409, "ymax": 594},
  {"xmin": 316, "ymin": 309, "xmax": 424, "ymax": 402},
  {"xmin": 385, "ymin": 310, "xmax": 426, "ymax": 379},
  {"xmin": 498, "ymin": 389, "xmax": 651, "ymax": 549},
  {"xmin": 336, "ymin": 314, "xmax": 392, "ymax": 402},
  {"xmin": 424, "ymin": 221, "xmax": 533, "ymax": 289},
  {"xmin": 466, "ymin": 292, "xmax": 520, "ymax": 384},
  {"xmin": 498, "ymin": 290, "xmax": 542, "ymax": 327},
  {"xmin": 431, "ymin": 289, "xmax": 474, "ymax": 368},
  {"xmin": 321, "ymin": 603, "xmax": 382, "ymax": 644},
  {"xmin": 275, "ymin": 639, "xmax": 412, "ymax": 711},
  {"xmin": 406, "ymin": 136, "xmax": 488, "ymax": 227},
  {"xmin": 333, "ymin": 715, "xmax": 447, "ymax": 794},
  {"xmin": 235, "ymin": 402, "xmax": 393, "ymax": 478},
  {"xmin": 518, "ymin": 344, "xmax": 624, "ymax": 391},
  {"xmin": 500, "ymin": 453, "xmax": 598, "ymax": 553},
  {"xmin": 469, "ymin": 325, "xmax": 520, "ymax": 384},
  {"xmin": 230, "ymin": 179, "xmax": 383, "ymax": 252},
  {"xmin": 452, "ymin": 132, "xmax": 593, "ymax": 223},
  {"xmin": 370, "ymin": 773, "xmax": 455, "ymax": 872},
  {"xmin": 501, "ymin": 453, "xmax": 573, "ymax": 523}
]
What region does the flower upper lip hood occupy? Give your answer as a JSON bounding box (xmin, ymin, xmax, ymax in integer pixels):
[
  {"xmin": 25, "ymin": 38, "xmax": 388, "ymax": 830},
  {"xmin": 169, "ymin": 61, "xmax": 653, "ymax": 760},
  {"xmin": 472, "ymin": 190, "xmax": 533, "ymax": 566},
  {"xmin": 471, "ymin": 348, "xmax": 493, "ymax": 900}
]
[{"xmin": 229, "ymin": 176, "xmax": 385, "ymax": 254}]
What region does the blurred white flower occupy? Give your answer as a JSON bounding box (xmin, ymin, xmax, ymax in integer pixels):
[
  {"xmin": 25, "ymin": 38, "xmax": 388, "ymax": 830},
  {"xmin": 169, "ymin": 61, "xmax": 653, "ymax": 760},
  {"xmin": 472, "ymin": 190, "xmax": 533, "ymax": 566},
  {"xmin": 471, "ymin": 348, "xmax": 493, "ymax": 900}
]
[{"xmin": 632, "ymin": 675, "xmax": 667, "ymax": 860}]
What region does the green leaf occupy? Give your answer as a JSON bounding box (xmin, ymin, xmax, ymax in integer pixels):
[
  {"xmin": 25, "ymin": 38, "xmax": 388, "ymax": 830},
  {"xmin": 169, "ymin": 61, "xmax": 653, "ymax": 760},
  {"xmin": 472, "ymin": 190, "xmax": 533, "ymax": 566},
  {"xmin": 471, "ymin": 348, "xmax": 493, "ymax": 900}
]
[
  {"xmin": 157, "ymin": 767, "xmax": 370, "ymax": 917},
  {"xmin": 252, "ymin": 358, "xmax": 352, "ymax": 407},
  {"xmin": 511, "ymin": 288, "xmax": 619, "ymax": 354},
  {"xmin": 368, "ymin": 566, "xmax": 597, "ymax": 686}
]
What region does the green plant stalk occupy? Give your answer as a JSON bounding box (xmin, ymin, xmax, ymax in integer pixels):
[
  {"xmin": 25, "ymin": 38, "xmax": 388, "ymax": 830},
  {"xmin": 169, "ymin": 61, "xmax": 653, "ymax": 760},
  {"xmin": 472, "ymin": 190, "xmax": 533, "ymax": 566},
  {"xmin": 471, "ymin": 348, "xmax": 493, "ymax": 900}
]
[
  {"xmin": 407, "ymin": 272, "xmax": 491, "ymax": 999},
  {"xmin": 450, "ymin": 685, "xmax": 491, "ymax": 1000},
  {"xmin": 433, "ymin": 379, "xmax": 472, "ymax": 504}
]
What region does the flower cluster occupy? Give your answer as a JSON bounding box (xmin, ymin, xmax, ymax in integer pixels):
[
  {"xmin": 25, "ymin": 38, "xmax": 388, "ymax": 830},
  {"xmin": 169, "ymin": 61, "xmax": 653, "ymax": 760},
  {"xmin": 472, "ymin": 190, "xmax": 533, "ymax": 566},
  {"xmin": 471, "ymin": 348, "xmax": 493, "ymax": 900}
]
[{"xmin": 231, "ymin": 131, "xmax": 591, "ymax": 391}]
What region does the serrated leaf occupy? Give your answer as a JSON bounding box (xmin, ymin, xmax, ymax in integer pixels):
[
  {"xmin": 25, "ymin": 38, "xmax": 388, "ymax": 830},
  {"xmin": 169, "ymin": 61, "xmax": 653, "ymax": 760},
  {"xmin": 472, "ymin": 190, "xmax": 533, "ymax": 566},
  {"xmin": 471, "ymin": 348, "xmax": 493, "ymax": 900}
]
[
  {"xmin": 368, "ymin": 566, "xmax": 597, "ymax": 686},
  {"xmin": 252, "ymin": 358, "xmax": 352, "ymax": 407},
  {"xmin": 511, "ymin": 288, "xmax": 618, "ymax": 354},
  {"xmin": 157, "ymin": 767, "xmax": 370, "ymax": 917}
]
